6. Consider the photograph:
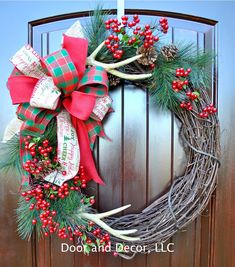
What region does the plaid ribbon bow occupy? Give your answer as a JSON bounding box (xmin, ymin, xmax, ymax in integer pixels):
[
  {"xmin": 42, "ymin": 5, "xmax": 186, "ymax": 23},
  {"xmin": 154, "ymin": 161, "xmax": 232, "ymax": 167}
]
[{"xmin": 7, "ymin": 35, "xmax": 111, "ymax": 185}]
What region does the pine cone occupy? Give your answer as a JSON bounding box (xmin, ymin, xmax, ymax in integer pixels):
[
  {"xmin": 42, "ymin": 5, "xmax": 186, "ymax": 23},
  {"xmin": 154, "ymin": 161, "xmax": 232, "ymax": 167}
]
[
  {"xmin": 108, "ymin": 73, "xmax": 121, "ymax": 87},
  {"xmin": 161, "ymin": 45, "xmax": 179, "ymax": 60},
  {"xmin": 136, "ymin": 45, "xmax": 158, "ymax": 66}
]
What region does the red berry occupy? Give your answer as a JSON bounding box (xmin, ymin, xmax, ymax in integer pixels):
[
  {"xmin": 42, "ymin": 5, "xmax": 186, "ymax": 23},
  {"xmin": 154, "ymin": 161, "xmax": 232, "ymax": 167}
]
[
  {"xmin": 30, "ymin": 146, "xmax": 35, "ymax": 152},
  {"xmin": 81, "ymin": 183, "xmax": 87, "ymax": 188},
  {"xmin": 105, "ymin": 39, "xmax": 110, "ymax": 45},
  {"xmin": 144, "ymin": 42, "xmax": 149, "ymax": 48},
  {"xmin": 51, "ymin": 210, "xmax": 57, "ymax": 216},
  {"xmin": 90, "ymin": 198, "xmax": 96, "ymax": 205},
  {"xmin": 32, "ymin": 219, "xmax": 37, "ymax": 225},
  {"xmin": 35, "ymin": 169, "xmax": 40, "ymax": 174},
  {"xmin": 50, "ymin": 194, "xmax": 55, "ymax": 199},
  {"xmin": 113, "ymin": 36, "xmax": 119, "ymax": 41},
  {"xmin": 145, "ymin": 24, "xmax": 150, "ymax": 30},
  {"xmin": 62, "ymin": 171, "xmax": 67, "ymax": 176},
  {"xmin": 121, "ymin": 15, "xmax": 128, "ymax": 21},
  {"xmin": 154, "ymin": 36, "xmax": 159, "ymax": 42},
  {"xmin": 21, "ymin": 192, "xmax": 27, "ymax": 197},
  {"xmin": 133, "ymin": 14, "xmax": 138, "ymax": 20}
]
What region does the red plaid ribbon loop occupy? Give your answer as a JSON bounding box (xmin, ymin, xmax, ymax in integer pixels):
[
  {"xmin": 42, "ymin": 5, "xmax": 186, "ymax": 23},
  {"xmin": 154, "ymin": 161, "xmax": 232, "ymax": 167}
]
[{"xmin": 42, "ymin": 49, "xmax": 79, "ymax": 96}]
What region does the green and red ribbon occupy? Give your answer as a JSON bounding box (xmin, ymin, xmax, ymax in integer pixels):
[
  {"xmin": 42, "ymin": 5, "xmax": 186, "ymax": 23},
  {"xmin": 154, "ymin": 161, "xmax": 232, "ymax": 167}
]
[{"xmin": 7, "ymin": 34, "xmax": 110, "ymax": 185}]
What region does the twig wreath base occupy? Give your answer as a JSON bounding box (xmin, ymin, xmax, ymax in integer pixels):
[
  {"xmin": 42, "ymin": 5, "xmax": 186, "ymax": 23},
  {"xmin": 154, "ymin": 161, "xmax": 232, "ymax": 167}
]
[{"xmin": 103, "ymin": 88, "xmax": 220, "ymax": 258}]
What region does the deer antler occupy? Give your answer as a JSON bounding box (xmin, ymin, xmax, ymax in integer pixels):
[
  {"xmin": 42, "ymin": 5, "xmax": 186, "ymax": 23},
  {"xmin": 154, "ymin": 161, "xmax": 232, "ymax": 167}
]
[
  {"xmin": 86, "ymin": 41, "xmax": 152, "ymax": 81},
  {"xmin": 80, "ymin": 204, "xmax": 140, "ymax": 241}
]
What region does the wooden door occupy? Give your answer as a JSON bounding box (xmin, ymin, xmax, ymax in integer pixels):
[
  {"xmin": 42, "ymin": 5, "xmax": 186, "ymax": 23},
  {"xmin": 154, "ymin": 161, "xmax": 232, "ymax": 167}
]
[{"xmin": 0, "ymin": 8, "xmax": 234, "ymax": 267}]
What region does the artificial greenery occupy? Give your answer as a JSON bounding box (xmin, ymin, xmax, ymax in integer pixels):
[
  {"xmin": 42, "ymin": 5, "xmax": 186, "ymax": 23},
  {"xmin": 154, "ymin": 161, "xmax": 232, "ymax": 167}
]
[
  {"xmin": 83, "ymin": 8, "xmax": 213, "ymax": 111},
  {"xmin": 0, "ymin": 135, "xmax": 22, "ymax": 179},
  {"xmin": 150, "ymin": 43, "xmax": 213, "ymax": 111},
  {"xmin": 16, "ymin": 188, "xmax": 92, "ymax": 240},
  {"xmin": 84, "ymin": 6, "xmax": 111, "ymax": 61}
]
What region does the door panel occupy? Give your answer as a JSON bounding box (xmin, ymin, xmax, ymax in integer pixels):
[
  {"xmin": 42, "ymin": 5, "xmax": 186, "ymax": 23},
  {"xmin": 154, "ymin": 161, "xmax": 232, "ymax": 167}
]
[{"xmin": 1, "ymin": 7, "xmax": 228, "ymax": 267}]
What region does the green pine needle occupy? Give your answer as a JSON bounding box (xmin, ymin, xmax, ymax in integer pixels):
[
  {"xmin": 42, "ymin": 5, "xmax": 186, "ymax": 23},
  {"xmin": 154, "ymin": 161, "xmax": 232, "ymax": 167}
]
[
  {"xmin": 17, "ymin": 195, "xmax": 38, "ymax": 240},
  {"xmin": 0, "ymin": 135, "xmax": 22, "ymax": 179},
  {"xmin": 84, "ymin": 5, "xmax": 111, "ymax": 61}
]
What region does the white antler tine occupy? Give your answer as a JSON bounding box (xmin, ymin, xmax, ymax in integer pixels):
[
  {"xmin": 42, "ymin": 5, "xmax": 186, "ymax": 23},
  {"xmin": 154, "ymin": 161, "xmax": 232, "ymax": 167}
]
[
  {"xmin": 87, "ymin": 55, "xmax": 145, "ymax": 71},
  {"xmin": 81, "ymin": 212, "xmax": 140, "ymax": 241},
  {"xmin": 114, "ymin": 229, "xmax": 138, "ymax": 235},
  {"xmin": 108, "ymin": 69, "xmax": 152, "ymax": 80},
  {"xmin": 95, "ymin": 204, "xmax": 131, "ymax": 219}
]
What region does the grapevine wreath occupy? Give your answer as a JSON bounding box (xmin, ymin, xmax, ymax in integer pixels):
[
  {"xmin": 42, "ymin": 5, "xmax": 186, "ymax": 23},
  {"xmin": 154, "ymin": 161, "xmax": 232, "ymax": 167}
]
[{"xmin": 1, "ymin": 8, "xmax": 220, "ymax": 259}]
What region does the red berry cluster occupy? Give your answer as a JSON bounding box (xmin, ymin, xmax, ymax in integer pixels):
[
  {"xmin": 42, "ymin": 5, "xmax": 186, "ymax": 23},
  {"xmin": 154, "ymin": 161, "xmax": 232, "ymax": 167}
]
[
  {"xmin": 105, "ymin": 35, "xmax": 123, "ymax": 59},
  {"xmin": 21, "ymin": 167, "xmax": 94, "ymax": 239},
  {"xmin": 92, "ymin": 228, "xmax": 111, "ymax": 250},
  {"xmin": 105, "ymin": 14, "xmax": 165, "ymax": 59},
  {"xmin": 23, "ymin": 137, "xmax": 57, "ymax": 175},
  {"xmin": 180, "ymin": 102, "xmax": 193, "ymax": 111},
  {"xmin": 172, "ymin": 79, "xmax": 188, "ymax": 92},
  {"xmin": 199, "ymin": 104, "xmax": 217, "ymax": 118},
  {"xmin": 105, "ymin": 18, "xmax": 121, "ymax": 31},
  {"xmin": 24, "ymin": 136, "xmax": 53, "ymax": 158},
  {"xmin": 105, "ymin": 17, "xmax": 125, "ymax": 59},
  {"xmin": 159, "ymin": 17, "xmax": 169, "ymax": 33},
  {"xmin": 172, "ymin": 68, "xmax": 218, "ymax": 118},
  {"xmin": 121, "ymin": 14, "xmax": 140, "ymax": 27},
  {"xmin": 186, "ymin": 91, "xmax": 198, "ymax": 101},
  {"xmin": 176, "ymin": 68, "xmax": 191, "ymax": 77},
  {"xmin": 172, "ymin": 68, "xmax": 191, "ymax": 92},
  {"xmin": 180, "ymin": 91, "xmax": 198, "ymax": 111},
  {"xmin": 139, "ymin": 24, "xmax": 160, "ymax": 49},
  {"xmin": 22, "ymin": 184, "xmax": 58, "ymax": 236}
]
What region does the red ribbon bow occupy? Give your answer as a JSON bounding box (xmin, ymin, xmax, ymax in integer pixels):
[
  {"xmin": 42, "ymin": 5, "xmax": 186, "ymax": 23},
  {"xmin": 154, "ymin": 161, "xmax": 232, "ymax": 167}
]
[{"xmin": 7, "ymin": 34, "xmax": 110, "ymax": 185}]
